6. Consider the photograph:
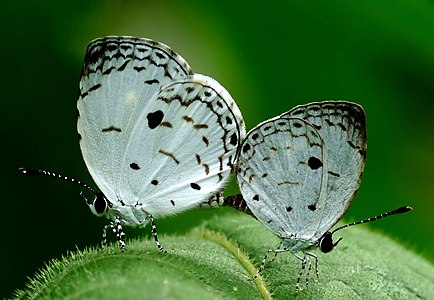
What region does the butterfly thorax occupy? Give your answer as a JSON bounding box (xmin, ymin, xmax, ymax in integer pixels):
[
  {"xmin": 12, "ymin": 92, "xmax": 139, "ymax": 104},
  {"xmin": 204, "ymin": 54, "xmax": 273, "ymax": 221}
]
[
  {"xmin": 106, "ymin": 204, "xmax": 150, "ymax": 228},
  {"xmin": 282, "ymin": 237, "xmax": 318, "ymax": 254}
]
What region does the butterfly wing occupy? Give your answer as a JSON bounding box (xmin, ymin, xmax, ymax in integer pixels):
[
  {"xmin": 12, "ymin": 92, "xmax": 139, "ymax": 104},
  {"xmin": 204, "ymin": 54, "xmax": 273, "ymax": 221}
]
[
  {"xmin": 78, "ymin": 37, "xmax": 192, "ymax": 204},
  {"xmin": 283, "ymin": 101, "xmax": 367, "ymax": 240},
  {"xmin": 78, "ymin": 36, "xmax": 245, "ymax": 219},
  {"xmin": 118, "ymin": 74, "xmax": 245, "ymax": 217},
  {"xmin": 236, "ymin": 117, "xmax": 326, "ymax": 240}
]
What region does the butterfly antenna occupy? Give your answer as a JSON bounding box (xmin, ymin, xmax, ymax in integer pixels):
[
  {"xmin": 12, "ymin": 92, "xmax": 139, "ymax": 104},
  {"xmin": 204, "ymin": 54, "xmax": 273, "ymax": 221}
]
[
  {"xmin": 331, "ymin": 206, "xmax": 413, "ymax": 234},
  {"xmin": 18, "ymin": 167, "xmax": 97, "ymax": 194}
]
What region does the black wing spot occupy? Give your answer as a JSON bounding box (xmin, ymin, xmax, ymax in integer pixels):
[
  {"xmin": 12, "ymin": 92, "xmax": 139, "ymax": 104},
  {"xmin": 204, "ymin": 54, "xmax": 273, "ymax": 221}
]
[
  {"xmin": 134, "ymin": 66, "xmax": 146, "ymax": 72},
  {"xmin": 337, "ymin": 123, "xmax": 347, "ymax": 131},
  {"xmin": 147, "ymin": 110, "xmax": 164, "ymax": 129},
  {"xmin": 144, "ymin": 79, "xmax": 159, "ymax": 85},
  {"xmin": 202, "ymin": 136, "xmax": 209, "ymax": 147},
  {"xmin": 328, "ymin": 171, "xmax": 340, "ymax": 177},
  {"xmin": 226, "ymin": 116, "xmax": 233, "ymax": 125},
  {"xmin": 348, "ymin": 141, "xmax": 356, "ymax": 149},
  {"xmin": 204, "ymin": 91, "xmax": 212, "ymax": 97},
  {"xmin": 218, "ymin": 173, "xmax": 223, "ymax": 182},
  {"xmin": 242, "ymin": 143, "xmax": 251, "ymax": 153},
  {"xmin": 286, "ymin": 206, "xmax": 292, "ymax": 212},
  {"xmin": 158, "ymin": 149, "xmax": 180, "ymax": 164},
  {"xmin": 196, "ymin": 154, "xmax": 201, "ymax": 164},
  {"xmin": 267, "ymin": 219, "xmax": 272, "ymax": 224},
  {"xmin": 88, "ymin": 84, "xmax": 102, "ymax": 93},
  {"xmin": 219, "ymin": 156, "xmax": 223, "ymax": 171},
  {"xmin": 293, "ymin": 122, "xmax": 303, "ymax": 128},
  {"xmin": 308, "ymin": 157, "xmax": 323, "ymax": 170},
  {"xmin": 151, "ymin": 180, "xmax": 159, "ymax": 186},
  {"xmin": 194, "ymin": 124, "xmax": 209, "ymax": 130},
  {"xmin": 263, "ymin": 157, "xmax": 270, "ymax": 161},
  {"xmin": 252, "ymin": 133, "xmax": 259, "ymax": 140},
  {"xmin": 203, "ymin": 164, "xmax": 210, "ymax": 175},
  {"xmin": 160, "ymin": 121, "xmax": 173, "ymax": 128},
  {"xmin": 269, "ymin": 146, "xmax": 277, "ymax": 152},
  {"xmin": 183, "ymin": 115, "xmax": 194, "ymax": 123},
  {"xmin": 230, "ymin": 133, "xmax": 238, "ymax": 146},
  {"xmin": 308, "ymin": 204, "xmax": 316, "ymax": 211},
  {"xmin": 170, "ymin": 200, "xmax": 175, "ymax": 206},
  {"xmin": 118, "ymin": 60, "xmax": 129, "ymax": 71},
  {"xmin": 130, "ymin": 163, "xmax": 140, "ymax": 170},
  {"xmin": 253, "ymin": 194, "xmax": 259, "ymax": 201},
  {"xmin": 325, "ymin": 119, "xmax": 334, "ymax": 126},
  {"xmin": 186, "ymin": 86, "xmax": 194, "ymax": 93},
  {"xmin": 262, "ymin": 173, "xmax": 268, "ymax": 178},
  {"xmin": 191, "ymin": 183, "xmax": 201, "ymax": 190},
  {"xmin": 103, "ymin": 66, "xmax": 115, "ymax": 75},
  {"xmin": 102, "ymin": 126, "xmax": 122, "ymax": 132},
  {"xmin": 155, "ymin": 52, "xmax": 166, "ymax": 59}
]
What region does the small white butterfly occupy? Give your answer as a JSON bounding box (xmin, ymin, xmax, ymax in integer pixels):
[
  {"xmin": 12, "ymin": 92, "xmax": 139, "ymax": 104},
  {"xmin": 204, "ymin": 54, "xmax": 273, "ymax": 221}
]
[
  {"xmin": 20, "ymin": 36, "xmax": 246, "ymax": 251},
  {"xmin": 226, "ymin": 101, "xmax": 411, "ymax": 294}
]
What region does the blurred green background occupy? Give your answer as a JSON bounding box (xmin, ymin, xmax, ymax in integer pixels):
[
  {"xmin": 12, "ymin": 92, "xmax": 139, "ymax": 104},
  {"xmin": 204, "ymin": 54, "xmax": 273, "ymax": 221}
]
[{"xmin": 2, "ymin": 0, "xmax": 434, "ymax": 298}]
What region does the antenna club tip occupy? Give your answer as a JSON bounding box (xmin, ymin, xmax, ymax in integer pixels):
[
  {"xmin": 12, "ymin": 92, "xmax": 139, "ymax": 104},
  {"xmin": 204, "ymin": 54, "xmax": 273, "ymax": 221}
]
[
  {"xmin": 397, "ymin": 206, "xmax": 413, "ymax": 213},
  {"xmin": 18, "ymin": 167, "xmax": 34, "ymax": 175}
]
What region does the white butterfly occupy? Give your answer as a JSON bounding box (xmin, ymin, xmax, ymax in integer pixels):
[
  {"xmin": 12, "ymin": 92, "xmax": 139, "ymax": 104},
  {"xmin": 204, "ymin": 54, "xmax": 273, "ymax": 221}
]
[
  {"xmin": 227, "ymin": 101, "xmax": 411, "ymax": 294},
  {"xmin": 20, "ymin": 36, "xmax": 246, "ymax": 251}
]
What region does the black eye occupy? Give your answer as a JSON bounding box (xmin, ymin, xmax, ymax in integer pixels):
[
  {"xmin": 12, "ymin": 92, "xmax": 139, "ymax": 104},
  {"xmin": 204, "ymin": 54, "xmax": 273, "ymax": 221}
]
[
  {"xmin": 319, "ymin": 232, "xmax": 334, "ymax": 253},
  {"xmin": 93, "ymin": 192, "xmax": 108, "ymax": 215}
]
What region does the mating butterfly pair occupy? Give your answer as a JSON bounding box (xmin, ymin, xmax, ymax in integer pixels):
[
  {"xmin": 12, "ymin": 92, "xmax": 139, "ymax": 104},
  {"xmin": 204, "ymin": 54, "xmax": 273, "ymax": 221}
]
[{"xmin": 20, "ymin": 36, "xmax": 411, "ymax": 294}]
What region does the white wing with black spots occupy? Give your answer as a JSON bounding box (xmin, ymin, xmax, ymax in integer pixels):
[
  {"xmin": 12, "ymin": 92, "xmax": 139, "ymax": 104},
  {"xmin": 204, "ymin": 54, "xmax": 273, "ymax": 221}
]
[
  {"xmin": 282, "ymin": 101, "xmax": 366, "ymax": 240},
  {"xmin": 236, "ymin": 116, "xmax": 326, "ymax": 240},
  {"xmin": 119, "ymin": 74, "xmax": 245, "ymax": 217},
  {"xmin": 77, "ymin": 36, "xmax": 245, "ymax": 225},
  {"xmin": 78, "ymin": 36, "xmax": 192, "ymax": 207}
]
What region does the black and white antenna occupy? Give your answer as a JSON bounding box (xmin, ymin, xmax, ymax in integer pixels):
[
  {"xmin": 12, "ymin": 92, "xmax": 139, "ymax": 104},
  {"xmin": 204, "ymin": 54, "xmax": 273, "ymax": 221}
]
[
  {"xmin": 18, "ymin": 167, "xmax": 97, "ymax": 201},
  {"xmin": 331, "ymin": 206, "xmax": 412, "ymax": 234}
]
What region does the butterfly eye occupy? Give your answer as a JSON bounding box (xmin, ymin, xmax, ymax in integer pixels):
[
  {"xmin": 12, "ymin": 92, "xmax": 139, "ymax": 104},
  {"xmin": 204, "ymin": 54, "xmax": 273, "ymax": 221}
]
[
  {"xmin": 319, "ymin": 232, "xmax": 343, "ymax": 253},
  {"xmin": 93, "ymin": 192, "xmax": 108, "ymax": 215},
  {"xmin": 318, "ymin": 232, "xmax": 334, "ymax": 253}
]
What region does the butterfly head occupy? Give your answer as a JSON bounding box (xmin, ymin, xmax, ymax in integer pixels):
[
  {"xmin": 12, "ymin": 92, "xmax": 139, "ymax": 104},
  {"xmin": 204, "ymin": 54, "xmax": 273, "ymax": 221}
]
[
  {"xmin": 318, "ymin": 232, "xmax": 343, "ymax": 253},
  {"xmin": 81, "ymin": 191, "xmax": 111, "ymax": 217}
]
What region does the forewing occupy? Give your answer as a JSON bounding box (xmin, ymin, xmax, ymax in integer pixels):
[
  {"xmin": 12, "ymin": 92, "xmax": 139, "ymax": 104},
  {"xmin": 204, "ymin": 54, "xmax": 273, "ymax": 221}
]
[
  {"xmin": 283, "ymin": 101, "xmax": 367, "ymax": 239},
  {"xmin": 77, "ymin": 36, "xmax": 192, "ymax": 203},
  {"xmin": 118, "ymin": 74, "xmax": 245, "ymax": 217},
  {"xmin": 236, "ymin": 117, "xmax": 326, "ymax": 239}
]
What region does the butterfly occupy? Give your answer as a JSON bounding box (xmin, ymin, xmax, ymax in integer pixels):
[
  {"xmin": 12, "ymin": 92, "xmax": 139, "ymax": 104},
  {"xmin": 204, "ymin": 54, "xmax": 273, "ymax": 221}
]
[
  {"xmin": 224, "ymin": 101, "xmax": 411, "ymax": 294},
  {"xmin": 20, "ymin": 36, "xmax": 245, "ymax": 252}
]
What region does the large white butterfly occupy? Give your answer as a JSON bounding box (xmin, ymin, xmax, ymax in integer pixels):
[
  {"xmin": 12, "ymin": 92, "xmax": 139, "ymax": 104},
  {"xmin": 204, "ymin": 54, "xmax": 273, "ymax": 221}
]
[
  {"xmin": 20, "ymin": 36, "xmax": 246, "ymax": 251},
  {"xmin": 225, "ymin": 101, "xmax": 411, "ymax": 294}
]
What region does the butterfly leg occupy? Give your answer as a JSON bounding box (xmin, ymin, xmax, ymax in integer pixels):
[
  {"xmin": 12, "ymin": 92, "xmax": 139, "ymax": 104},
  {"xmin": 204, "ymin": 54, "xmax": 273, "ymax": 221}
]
[
  {"xmin": 306, "ymin": 252, "xmax": 319, "ymax": 281},
  {"xmin": 295, "ymin": 256, "xmax": 307, "ymax": 296},
  {"xmin": 268, "ymin": 240, "xmax": 284, "ymax": 264},
  {"xmin": 149, "ymin": 215, "xmax": 165, "ymax": 253},
  {"xmin": 305, "ymin": 256, "xmax": 313, "ymax": 288},
  {"xmin": 101, "ymin": 216, "xmax": 126, "ymax": 252},
  {"xmin": 253, "ymin": 246, "xmax": 287, "ymax": 280}
]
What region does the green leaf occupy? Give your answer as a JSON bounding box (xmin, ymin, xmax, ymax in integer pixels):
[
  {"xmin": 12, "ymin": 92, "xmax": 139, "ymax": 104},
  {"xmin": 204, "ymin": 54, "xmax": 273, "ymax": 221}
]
[{"xmin": 13, "ymin": 211, "xmax": 434, "ymax": 299}]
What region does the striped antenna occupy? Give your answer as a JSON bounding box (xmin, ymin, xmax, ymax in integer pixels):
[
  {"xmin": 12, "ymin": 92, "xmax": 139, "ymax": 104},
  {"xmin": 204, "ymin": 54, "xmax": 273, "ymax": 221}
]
[
  {"xmin": 331, "ymin": 206, "xmax": 413, "ymax": 234},
  {"xmin": 18, "ymin": 167, "xmax": 97, "ymax": 195}
]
